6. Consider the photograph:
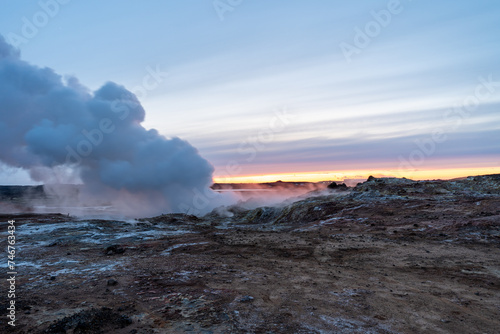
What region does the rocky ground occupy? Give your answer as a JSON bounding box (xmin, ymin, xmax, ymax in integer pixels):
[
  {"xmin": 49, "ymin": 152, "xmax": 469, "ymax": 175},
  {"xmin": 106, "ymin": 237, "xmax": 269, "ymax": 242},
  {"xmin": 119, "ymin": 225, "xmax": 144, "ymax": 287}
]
[{"xmin": 0, "ymin": 175, "xmax": 499, "ymax": 333}]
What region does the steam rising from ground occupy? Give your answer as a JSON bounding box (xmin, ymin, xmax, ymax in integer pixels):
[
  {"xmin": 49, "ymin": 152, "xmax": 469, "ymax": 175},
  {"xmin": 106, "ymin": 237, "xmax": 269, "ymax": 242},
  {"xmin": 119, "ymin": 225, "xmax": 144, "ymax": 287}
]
[
  {"xmin": 0, "ymin": 36, "xmax": 346, "ymax": 217},
  {"xmin": 213, "ymin": 182, "xmax": 334, "ymax": 213},
  {"xmin": 0, "ymin": 36, "xmax": 231, "ymax": 216}
]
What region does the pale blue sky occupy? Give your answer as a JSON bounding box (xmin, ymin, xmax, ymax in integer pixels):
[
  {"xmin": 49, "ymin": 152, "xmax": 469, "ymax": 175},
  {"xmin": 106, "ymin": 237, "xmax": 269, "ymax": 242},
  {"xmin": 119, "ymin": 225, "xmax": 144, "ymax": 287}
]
[{"xmin": 0, "ymin": 0, "xmax": 499, "ymax": 184}]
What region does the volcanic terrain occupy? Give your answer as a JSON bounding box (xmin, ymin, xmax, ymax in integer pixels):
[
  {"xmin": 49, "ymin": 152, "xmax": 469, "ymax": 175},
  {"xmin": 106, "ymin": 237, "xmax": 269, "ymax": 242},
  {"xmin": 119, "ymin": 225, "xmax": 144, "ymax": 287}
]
[{"xmin": 1, "ymin": 175, "xmax": 499, "ymax": 333}]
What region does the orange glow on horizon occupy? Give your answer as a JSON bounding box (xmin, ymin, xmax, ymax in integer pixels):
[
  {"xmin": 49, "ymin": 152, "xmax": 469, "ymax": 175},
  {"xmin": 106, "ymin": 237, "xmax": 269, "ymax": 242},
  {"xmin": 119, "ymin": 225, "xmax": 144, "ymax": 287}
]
[{"xmin": 213, "ymin": 166, "xmax": 500, "ymax": 184}]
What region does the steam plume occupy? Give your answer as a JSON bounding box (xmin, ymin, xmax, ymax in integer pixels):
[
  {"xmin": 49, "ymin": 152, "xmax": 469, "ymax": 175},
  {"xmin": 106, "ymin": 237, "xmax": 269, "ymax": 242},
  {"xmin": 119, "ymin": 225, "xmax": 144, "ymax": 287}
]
[{"xmin": 0, "ymin": 35, "xmax": 224, "ymax": 216}]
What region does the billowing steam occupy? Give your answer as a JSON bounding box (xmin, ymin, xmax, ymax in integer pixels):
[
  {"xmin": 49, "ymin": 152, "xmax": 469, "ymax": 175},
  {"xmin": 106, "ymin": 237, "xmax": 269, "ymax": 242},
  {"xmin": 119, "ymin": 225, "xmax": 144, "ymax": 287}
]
[{"xmin": 0, "ymin": 35, "xmax": 228, "ymax": 216}]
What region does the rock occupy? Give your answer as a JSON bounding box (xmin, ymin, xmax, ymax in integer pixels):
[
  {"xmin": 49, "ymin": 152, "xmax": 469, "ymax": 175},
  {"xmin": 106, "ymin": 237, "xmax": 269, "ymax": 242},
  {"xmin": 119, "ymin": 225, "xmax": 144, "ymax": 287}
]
[
  {"xmin": 42, "ymin": 307, "xmax": 132, "ymax": 333},
  {"xmin": 327, "ymin": 182, "xmax": 348, "ymax": 191},
  {"xmin": 107, "ymin": 279, "xmax": 119, "ymax": 286},
  {"xmin": 239, "ymin": 295, "xmax": 254, "ymax": 303},
  {"xmin": 105, "ymin": 245, "xmax": 126, "ymax": 255}
]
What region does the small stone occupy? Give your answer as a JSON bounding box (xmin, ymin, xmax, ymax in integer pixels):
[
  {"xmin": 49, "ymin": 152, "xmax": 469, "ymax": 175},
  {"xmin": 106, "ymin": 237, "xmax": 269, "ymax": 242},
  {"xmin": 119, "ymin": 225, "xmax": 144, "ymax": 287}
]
[
  {"xmin": 107, "ymin": 279, "xmax": 119, "ymax": 286},
  {"xmin": 239, "ymin": 295, "xmax": 254, "ymax": 303},
  {"xmin": 105, "ymin": 245, "xmax": 126, "ymax": 255}
]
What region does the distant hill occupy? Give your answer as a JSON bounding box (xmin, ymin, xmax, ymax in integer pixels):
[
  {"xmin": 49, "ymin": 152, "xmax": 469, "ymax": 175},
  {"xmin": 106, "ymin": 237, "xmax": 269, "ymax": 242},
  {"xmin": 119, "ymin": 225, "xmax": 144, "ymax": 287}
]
[{"xmin": 0, "ymin": 185, "xmax": 46, "ymax": 201}]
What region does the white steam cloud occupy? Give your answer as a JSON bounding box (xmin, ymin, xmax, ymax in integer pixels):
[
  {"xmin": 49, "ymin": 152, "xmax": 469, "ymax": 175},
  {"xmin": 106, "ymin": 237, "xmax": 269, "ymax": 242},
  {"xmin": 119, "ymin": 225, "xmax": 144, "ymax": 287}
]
[{"xmin": 0, "ymin": 35, "xmax": 229, "ymax": 216}]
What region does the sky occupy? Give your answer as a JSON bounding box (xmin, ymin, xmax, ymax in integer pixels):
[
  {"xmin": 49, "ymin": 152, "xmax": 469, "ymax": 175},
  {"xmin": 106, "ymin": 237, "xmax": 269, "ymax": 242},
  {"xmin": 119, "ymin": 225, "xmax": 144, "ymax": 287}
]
[{"xmin": 0, "ymin": 0, "xmax": 499, "ymax": 185}]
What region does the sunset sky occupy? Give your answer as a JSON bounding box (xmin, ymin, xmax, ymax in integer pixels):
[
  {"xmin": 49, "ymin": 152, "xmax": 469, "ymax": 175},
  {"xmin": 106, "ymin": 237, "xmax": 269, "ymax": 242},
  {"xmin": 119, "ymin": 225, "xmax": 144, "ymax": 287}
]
[{"xmin": 0, "ymin": 0, "xmax": 499, "ymax": 184}]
